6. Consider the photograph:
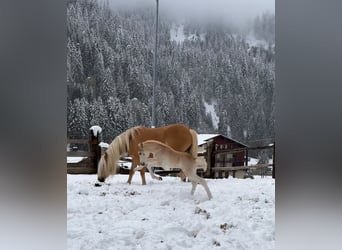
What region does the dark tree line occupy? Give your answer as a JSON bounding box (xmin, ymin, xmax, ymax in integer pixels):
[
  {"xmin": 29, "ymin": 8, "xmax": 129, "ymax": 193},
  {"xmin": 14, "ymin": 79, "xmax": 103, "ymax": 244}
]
[{"xmin": 67, "ymin": 0, "xmax": 275, "ymax": 145}]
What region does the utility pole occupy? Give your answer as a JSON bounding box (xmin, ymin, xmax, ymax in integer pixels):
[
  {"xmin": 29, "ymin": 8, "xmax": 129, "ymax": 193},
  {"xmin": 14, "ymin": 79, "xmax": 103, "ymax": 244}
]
[{"xmin": 151, "ymin": 0, "xmax": 159, "ymax": 128}]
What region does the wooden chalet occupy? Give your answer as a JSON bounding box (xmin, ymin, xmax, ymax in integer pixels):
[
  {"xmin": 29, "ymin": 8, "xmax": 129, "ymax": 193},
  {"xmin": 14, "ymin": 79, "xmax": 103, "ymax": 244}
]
[{"xmin": 197, "ymin": 134, "xmax": 248, "ymax": 179}]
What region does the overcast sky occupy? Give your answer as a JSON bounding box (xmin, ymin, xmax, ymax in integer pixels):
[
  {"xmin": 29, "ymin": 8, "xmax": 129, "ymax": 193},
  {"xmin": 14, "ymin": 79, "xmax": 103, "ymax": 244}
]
[{"xmin": 108, "ymin": 0, "xmax": 274, "ymax": 26}]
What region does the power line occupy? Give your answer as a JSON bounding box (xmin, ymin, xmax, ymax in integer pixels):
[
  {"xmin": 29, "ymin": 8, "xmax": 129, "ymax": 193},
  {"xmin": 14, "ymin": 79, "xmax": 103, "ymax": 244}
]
[{"xmin": 151, "ymin": 0, "xmax": 159, "ymax": 128}]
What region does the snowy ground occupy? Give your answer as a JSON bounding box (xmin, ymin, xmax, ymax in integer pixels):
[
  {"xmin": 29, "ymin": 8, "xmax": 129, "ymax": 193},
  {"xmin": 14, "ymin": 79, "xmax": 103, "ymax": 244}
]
[{"xmin": 67, "ymin": 174, "xmax": 274, "ymax": 250}]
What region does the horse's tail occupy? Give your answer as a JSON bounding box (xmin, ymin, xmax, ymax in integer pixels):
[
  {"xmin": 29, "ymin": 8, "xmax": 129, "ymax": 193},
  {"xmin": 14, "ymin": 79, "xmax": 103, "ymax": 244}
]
[
  {"xmin": 195, "ymin": 157, "xmax": 207, "ymax": 172},
  {"xmin": 188, "ymin": 129, "xmax": 198, "ymax": 159}
]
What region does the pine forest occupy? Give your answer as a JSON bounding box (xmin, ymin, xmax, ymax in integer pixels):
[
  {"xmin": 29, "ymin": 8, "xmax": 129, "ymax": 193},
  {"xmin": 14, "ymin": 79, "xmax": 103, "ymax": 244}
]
[{"xmin": 67, "ymin": 0, "xmax": 275, "ymax": 146}]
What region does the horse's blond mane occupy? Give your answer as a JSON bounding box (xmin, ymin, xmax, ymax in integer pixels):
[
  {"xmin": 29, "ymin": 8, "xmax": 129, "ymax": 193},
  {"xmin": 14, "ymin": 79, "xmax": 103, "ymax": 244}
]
[{"xmin": 103, "ymin": 126, "xmax": 141, "ymax": 175}]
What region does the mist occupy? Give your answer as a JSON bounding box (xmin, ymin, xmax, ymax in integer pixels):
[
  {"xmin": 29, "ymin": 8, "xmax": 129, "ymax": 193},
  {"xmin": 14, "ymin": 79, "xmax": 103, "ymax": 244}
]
[{"xmin": 108, "ymin": 0, "xmax": 274, "ymax": 27}]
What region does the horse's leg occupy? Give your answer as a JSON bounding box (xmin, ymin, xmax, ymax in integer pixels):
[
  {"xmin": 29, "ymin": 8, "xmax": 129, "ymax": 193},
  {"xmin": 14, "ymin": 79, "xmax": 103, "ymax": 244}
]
[
  {"xmin": 190, "ymin": 181, "xmax": 197, "ymax": 195},
  {"xmin": 140, "ymin": 156, "xmax": 162, "ymax": 181},
  {"xmin": 145, "ymin": 164, "xmax": 163, "ymax": 181},
  {"xmin": 188, "ymin": 172, "xmax": 213, "ymax": 200},
  {"xmin": 178, "ymin": 170, "xmax": 186, "ymax": 182},
  {"xmin": 140, "ymin": 167, "xmax": 147, "ymax": 185},
  {"xmin": 132, "ymin": 165, "xmax": 145, "ymax": 172},
  {"xmin": 127, "ymin": 158, "xmax": 139, "ymax": 184},
  {"xmin": 127, "ymin": 155, "xmax": 139, "ymax": 184},
  {"xmin": 198, "ymin": 177, "xmax": 212, "ymax": 200},
  {"xmin": 182, "ymin": 169, "xmax": 199, "ymax": 196},
  {"xmin": 131, "ymin": 164, "xmax": 150, "ymax": 185}
]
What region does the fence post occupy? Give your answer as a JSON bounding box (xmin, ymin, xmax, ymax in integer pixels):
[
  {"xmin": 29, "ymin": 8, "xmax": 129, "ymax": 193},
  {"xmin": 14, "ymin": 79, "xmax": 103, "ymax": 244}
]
[
  {"xmin": 272, "ymin": 143, "xmax": 275, "ymax": 179},
  {"xmin": 89, "ymin": 127, "xmax": 101, "ymax": 170},
  {"xmin": 245, "ymin": 148, "xmax": 248, "ymax": 166}
]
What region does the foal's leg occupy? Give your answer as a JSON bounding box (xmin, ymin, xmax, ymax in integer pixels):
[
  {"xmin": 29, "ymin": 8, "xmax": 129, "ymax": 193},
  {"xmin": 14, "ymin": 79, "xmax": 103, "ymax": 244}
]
[
  {"xmin": 140, "ymin": 156, "xmax": 162, "ymax": 181},
  {"xmin": 191, "ymin": 181, "xmax": 197, "ymax": 195},
  {"xmin": 183, "ymin": 169, "xmax": 199, "ymax": 196},
  {"xmin": 177, "ymin": 171, "xmax": 187, "ymax": 182},
  {"xmin": 188, "ymin": 172, "xmax": 213, "ymax": 200},
  {"xmin": 133, "ymin": 165, "xmax": 145, "ymax": 171},
  {"xmin": 145, "ymin": 164, "xmax": 162, "ymax": 181}
]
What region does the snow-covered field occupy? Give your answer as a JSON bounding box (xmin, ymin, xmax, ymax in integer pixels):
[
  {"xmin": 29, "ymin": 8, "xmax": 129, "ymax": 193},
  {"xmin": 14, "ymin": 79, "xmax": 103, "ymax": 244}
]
[{"xmin": 68, "ymin": 174, "xmax": 274, "ymax": 250}]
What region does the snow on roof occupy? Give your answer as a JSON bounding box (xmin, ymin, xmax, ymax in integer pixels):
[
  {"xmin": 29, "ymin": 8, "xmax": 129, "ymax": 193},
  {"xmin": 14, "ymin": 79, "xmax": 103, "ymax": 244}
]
[
  {"xmin": 197, "ymin": 134, "xmax": 248, "ymax": 147},
  {"xmin": 90, "ymin": 125, "xmax": 102, "ymax": 136},
  {"xmin": 198, "ymin": 134, "xmax": 219, "ymax": 145}
]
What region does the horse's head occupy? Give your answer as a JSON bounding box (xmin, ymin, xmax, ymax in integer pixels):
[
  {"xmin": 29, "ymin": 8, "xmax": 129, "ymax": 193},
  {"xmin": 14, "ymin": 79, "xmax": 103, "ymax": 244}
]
[{"xmin": 97, "ymin": 152, "xmax": 108, "ymax": 182}]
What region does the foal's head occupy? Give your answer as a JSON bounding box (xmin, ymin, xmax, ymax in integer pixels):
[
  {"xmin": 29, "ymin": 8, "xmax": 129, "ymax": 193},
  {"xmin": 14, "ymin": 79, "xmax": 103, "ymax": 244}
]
[
  {"xmin": 138, "ymin": 143, "xmax": 146, "ymax": 166},
  {"xmin": 137, "ymin": 142, "xmax": 154, "ymax": 166}
]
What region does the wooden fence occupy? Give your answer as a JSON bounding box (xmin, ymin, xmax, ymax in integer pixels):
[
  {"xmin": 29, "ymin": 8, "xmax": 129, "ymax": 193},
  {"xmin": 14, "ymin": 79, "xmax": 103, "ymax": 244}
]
[
  {"xmin": 67, "ymin": 129, "xmax": 101, "ymax": 174},
  {"xmin": 211, "ymin": 144, "xmax": 275, "ymax": 179},
  {"xmin": 67, "ymin": 128, "xmax": 275, "ymax": 180}
]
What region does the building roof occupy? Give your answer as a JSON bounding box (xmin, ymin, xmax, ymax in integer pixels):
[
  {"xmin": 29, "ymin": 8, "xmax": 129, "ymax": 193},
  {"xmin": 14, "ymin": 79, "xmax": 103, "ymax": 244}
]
[
  {"xmin": 197, "ymin": 134, "xmax": 248, "ymax": 147},
  {"xmin": 198, "ymin": 134, "xmax": 220, "ymax": 145}
]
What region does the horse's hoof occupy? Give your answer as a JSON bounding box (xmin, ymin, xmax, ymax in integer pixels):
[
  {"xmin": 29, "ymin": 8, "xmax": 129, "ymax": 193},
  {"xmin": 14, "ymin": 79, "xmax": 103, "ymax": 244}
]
[
  {"xmin": 98, "ymin": 177, "xmax": 105, "ymax": 182},
  {"xmin": 158, "ymin": 177, "xmax": 163, "ymax": 181}
]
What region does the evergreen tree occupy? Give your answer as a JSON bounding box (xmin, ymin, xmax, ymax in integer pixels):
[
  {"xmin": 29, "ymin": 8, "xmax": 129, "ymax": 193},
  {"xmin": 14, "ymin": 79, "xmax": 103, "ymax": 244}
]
[
  {"xmin": 106, "ymin": 97, "xmax": 128, "ymax": 137},
  {"xmin": 100, "ymin": 68, "xmax": 116, "ymax": 101},
  {"xmin": 69, "ymin": 98, "xmax": 89, "ymax": 139}
]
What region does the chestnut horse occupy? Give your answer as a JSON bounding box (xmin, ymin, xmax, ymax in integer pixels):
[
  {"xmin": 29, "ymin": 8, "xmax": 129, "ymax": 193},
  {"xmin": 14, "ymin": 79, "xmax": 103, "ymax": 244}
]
[
  {"xmin": 97, "ymin": 124, "xmax": 198, "ymax": 185},
  {"xmin": 137, "ymin": 140, "xmax": 212, "ymax": 199}
]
